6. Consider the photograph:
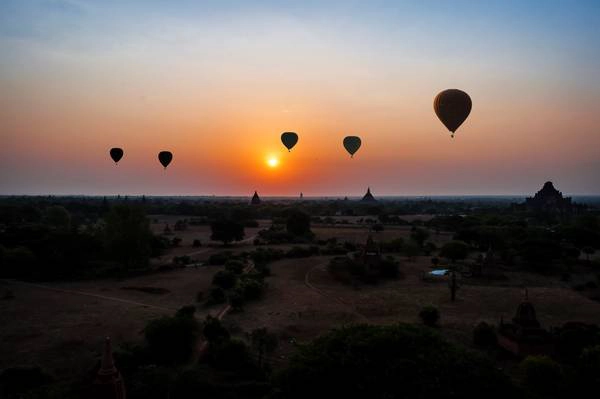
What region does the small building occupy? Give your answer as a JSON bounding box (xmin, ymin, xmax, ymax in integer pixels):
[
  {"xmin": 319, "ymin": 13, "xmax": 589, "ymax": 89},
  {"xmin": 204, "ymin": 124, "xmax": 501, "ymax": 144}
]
[
  {"xmin": 361, "ymin": 187, "xmax": 377, "ymax": 202},
  {"xmin": 250, "ymin": 191, "xmax": 261, "ymax": 205},
  {"xmin": 92, "ymin": 337, "xmax": 126, "ymax": 399},
  {"xmin": 498, "ymin": 294, "xmax": 553, "ymax": 357}
]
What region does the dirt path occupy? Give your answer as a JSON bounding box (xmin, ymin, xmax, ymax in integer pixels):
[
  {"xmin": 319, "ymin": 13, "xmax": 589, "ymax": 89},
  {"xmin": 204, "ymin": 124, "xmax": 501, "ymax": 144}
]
[
  {"xmin": 303, "ymin": 261, "xmax": 370, "ymax": 323},
  {"xmin": 1, "ymin": 279, "xmax": 176, "ymax": 312}
]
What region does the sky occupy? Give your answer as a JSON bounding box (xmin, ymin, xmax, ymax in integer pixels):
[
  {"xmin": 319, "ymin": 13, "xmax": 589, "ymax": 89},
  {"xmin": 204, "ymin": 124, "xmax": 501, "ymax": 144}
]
[{"xmin": 1, "ymin": 0, "xmax": 599, "ymax": 196}]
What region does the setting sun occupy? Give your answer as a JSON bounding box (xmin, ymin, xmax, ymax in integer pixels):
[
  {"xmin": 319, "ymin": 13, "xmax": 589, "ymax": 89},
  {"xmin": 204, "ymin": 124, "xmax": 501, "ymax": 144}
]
[{"xmin": 267, "ymin": 157, "xmax": 279, "ymax": 168}]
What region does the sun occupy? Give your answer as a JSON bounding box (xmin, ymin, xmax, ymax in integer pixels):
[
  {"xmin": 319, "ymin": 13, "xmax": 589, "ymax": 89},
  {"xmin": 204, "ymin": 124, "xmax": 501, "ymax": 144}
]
[{"xmin": 266, "ymin": 157, "xmax": 279, "ymax": 168}]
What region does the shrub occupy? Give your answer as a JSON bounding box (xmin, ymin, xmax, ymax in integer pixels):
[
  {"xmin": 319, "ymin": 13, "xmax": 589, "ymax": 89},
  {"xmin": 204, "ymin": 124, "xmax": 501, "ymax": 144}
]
[
  {"xmin": 192, "ymin": 239, "xmax": 202, "ymax": 247},
  {"xmin": 473, "ymin": 322, "xmax": 497, "ymax": 347},
  {"xmin": 143, "ymin": 313, "xmax": 201, "ymax": 365},
  {"xmin": 228, "ymin": 289, "xmax": 245, "ymax": 310},
  {"xmin": 212, "ymin": 270, "xmax": 237, "ymax": 289},
  {"xmin": 224, "ymin": 259, "xmax": 246, "ymax": 274},
  {"xmin": 202, "ymin": 315, "xmax": 230, "ymax": 343},
  {"xmin": 239, "ymin": 277, "xmax": 266, "ymax": 300},
  {"xmin": 419, "ymin": 305, "xmax": 440, "ymax": 327},
  {"xmin": 207, "ymin": 251, "xmax": 232, "ymax": 265},
  {"xmin": 207, "ymin": 287, "xmax": 226, "ymax": 305},
  {"xmin": 519, "ymin": 355, "xmax": 563, "ymax": 397},
  {"xmin": 379, "ymin": 256, "xmax": 400, "ymax": 279},
  {"xmin": 275, "ymin": 323, "xmax": 514, "ymax": 399}
]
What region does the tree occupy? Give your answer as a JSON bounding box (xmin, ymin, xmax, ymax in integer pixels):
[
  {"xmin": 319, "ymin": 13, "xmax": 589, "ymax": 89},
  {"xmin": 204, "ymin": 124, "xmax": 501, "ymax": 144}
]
[
  {"xmin": 104, "ymin": 205, "xmax": 153, "ymax": 269},
  {"xmin": 419, "ymin": 305, "xmax": 440, "ymax": 327},
  {"xmin": 440, "ymin": 241, "xmax": 469, "ymax": 263},
  {"xmin": 143, "ymin": 313, "xmax": 200, "ymax": 365},
  {"xmin": 250, "ymin": 327, "xmax": 278, "ymax": 368},
  {"xmin": 202, "ymin": 315, "xmax": 230, "ymax": 343},
  {"xmin": 42, "ymin": 206, "xmax": 71, "ymax": 231},
  {"xmin": 520, "ymin": 356, "xmax": 564, "ymax": 398},
  {"xmin": 403, "ymin": 240, "xmax": 420, "ymax": 260},
  {"xmin": 410, "ymin": 227, "xmax": 430, "ymax": 247},
  {"xmin": 286, "ymin": 210, "xmax": 312, "ymax": 236},
  {"xmin": 276, "ymin": 323, "xmax": 514, "ymax": 399},
  {"xmin": 210, "ymin": 219, "xmax": 245, "ymax": 246},
  {"xmin": 212, "ymin": 270, "xmax": 237, "ymax": 290}
]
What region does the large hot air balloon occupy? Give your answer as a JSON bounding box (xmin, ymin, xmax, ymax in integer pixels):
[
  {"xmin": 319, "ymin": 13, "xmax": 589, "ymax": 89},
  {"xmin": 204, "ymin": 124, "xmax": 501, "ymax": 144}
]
[
  {"xmin": 281, "ymin": 132, "xmax": 298, "ymax": 152},
  {"xmin": 158, "ymin": 151, "xmax": 173, "ymax": 169},
  {"xmin": 109, "ymin": 148, "xmax": 124, "ymax": 164},
  {"xmin": 434, "ymin": 89, "xmax": 472, "ymax": 138},
  {"xmin": 343, "ymin": 136, "xmax": 361, "ymax": 158}
]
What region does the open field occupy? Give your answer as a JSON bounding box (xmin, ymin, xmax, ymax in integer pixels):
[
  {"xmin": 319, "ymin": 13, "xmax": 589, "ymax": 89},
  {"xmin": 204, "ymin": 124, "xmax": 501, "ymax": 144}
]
[{"xmin": 4, "ymin": 216, "xmax": 600, "ymax": 379}]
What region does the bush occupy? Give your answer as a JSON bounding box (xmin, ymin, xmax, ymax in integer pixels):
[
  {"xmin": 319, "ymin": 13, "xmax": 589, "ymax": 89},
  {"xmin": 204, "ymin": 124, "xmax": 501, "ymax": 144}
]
[
  {"xmin": 286, "ymin": 210, "xmax": 312, "ymax": 236},
  {"xmin": 192, "ymin": 239, "xmax": 202, "ymax": 247},
  {"xmin": 228, "ymin": 289, "xmax": 245, "ymax": 310},
  {"xmin": 473, "ymin": 322, "xmax": 497, "ymax": 347},
  {"xmin": 202, "ymin": 315, "xmax": 230, "ymax": 343},
  {"xmin": 379, "ymin": 256, "xmax": 400, "ymax": 279},
  {"xmin": 207, "ymin": 251, "xmax": 233, "ymax": 265},
  {"xmin": 239, "ymin": 276, "xmax": 266, "ymax": 300},
  {"xmin": 419, "ymin": 305, "xmax": 440, "ymax": 327},
  {"xmin": 207, "ymin": 287, "xmax": 226, "ymax": 305},
  {"xmin": 276, "ymin": 323, "xmax": 514, "ymax": 399},
  {"xmin": 212, "ymin": 270, "xmax": 237, "ymax": 289},
  {"xmin": 225, "ymin": 259, "xmax": 246, "ymax": 274},
  {"xmin": 143, "ymin": 313, "xmax": 201, "ymax": 365},
  {"xmin": 520, "ymin": 355, "xmax": 563, "ymax": 397}
]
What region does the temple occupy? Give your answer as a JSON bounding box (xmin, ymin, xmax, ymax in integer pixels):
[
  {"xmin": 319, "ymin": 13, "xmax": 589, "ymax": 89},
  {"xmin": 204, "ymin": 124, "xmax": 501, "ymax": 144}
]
[
  {"xmin": 250, "ymin": 191, "xmax": 261, "ymax": 205},
  {"xmin": 361, "ymin": 187, "xmax": 377, "ymax": 202},
  {"xmin": 92, "ymin": 337, "xmax": 126, "ymax": 399},
  {"xmin": 497, "ymin": 292, "xmax": 553, "ymax": 357},
  {"xmin": 525, "ymin": 181, "xmax": 573, "ymax": 213}
]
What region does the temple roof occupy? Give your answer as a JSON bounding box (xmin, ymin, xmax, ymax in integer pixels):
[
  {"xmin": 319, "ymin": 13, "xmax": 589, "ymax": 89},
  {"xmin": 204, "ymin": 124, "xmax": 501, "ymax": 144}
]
[
  {"xmin": 250, "ymin": 191, "xmax": 261, "ymax": 205},
  {"xmin": 361, "ymin": 187, "xmax": 377, "ymax": 202}
]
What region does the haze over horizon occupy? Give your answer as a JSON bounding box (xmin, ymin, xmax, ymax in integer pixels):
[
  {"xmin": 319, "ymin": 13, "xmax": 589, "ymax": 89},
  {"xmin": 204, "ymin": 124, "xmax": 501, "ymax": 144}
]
[{"xmin": 1, "ymin": 1, "xmax": 599, "ymax": 196}]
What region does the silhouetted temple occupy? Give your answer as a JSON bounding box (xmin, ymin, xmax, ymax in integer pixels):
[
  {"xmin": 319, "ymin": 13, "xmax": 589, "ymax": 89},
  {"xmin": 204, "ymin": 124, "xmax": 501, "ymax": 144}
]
[
  {"xmin": 525, "ymin": 181, "xmax": 573, "ymax": 213},
  {"xmin": 498, "ymin": 293, "xmax": 553, "ymax": 357},
  {"xmin": 93, "ymin": 337, "xmax": 126, "ymax": 399},
  {"xmin": 250, "ymin": 191, "xmax": 261, "ymax": 205},
  {"xmin": 361, "ymin": 187, "xmax": 377, "ymax": 202}
]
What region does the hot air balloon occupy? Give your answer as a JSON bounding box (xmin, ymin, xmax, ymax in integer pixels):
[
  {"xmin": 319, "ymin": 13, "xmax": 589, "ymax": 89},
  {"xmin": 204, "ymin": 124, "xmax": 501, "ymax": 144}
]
[
  {"xmin": 343, "ymin": 136, "xmax": 361, "ymax": 158},
  {"xmin": 281, "ymin": 132, "xmax": 298, "ymax": 152},
  {"xmin": 158, "ymin": 151, "xmax": 173, "ymax": 169},
  {"xmin": 109, "ymin": 148, "xmax": 124, "ymax": 164},
  {"xmin": 434, "ymin": 89, "xmax": 472, "ymax": 138}
]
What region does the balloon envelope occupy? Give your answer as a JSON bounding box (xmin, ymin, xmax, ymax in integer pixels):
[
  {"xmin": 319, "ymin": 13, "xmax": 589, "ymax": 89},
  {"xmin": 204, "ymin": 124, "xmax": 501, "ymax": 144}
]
[
  {"xmin": 434, "ymin": 89, "xmax": 472, "ymax": 136},
  {"xmin": 109, "ymin": 148, "xmax": 124, "ymax": 163},
  {"xmin": 158, "ymin": 151, "xmax": 173, "ymax": 169},
  {"xmin": 281, "ymin": 132, "xmax": 298, "ymax": 151},
  {"xmin": 343, "ymin": 136, "xmax": 362, "ymax": 157}
]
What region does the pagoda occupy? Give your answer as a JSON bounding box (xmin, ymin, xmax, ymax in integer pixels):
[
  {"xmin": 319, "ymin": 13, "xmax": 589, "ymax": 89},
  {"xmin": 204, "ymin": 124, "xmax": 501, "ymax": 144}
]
[
  {"xmin": 92, "ymin": 337, "xmax": 126, "ymax": 399},
  {"xmin": 361, "ymin": 187, "xmax": 377, "ymax": 202},
  {"xmin": 497, "ymin": 292, "xmax": 553, "ymax": 357},
  {"xmin": 525, "ymin": 181, "xmax": 573, "ymax": 213},
  {"xmin": 250, "ymin": 191, "xmax": 261, "ymax": 205}
]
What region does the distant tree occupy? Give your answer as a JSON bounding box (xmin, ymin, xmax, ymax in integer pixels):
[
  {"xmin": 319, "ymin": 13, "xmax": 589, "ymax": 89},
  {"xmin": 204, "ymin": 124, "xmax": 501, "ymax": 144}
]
[
  {"xmin": 410, "ymin": 227, "xmax": 430, "ymax": 247},
  {"xmin": 473, "ymin": 322, "xmax": 497, "ymax": 348},
  {"xmin": 440, "ymin": 241, "xmax": 469, "ymax": 263},
  {"xmin": 224, "ymin": 259, "xmax": 245, "ymax": 274},
  {"xmin": 403, "ymin": 240, "xmax": 420, "ymax": 260},
  {"xmin": 207, "ymin": 287, "xmax": 226, "ymax": 305},
  {"xmin": 104, "ymin": 205, "xmax": 153, "ymax": 269},
  {"xmin": 250, "ymin": 327, "xmax": 278, "ymax": 368},
  {"xmin": 212, "ymin": 270, "xmax": 237, "ymax": 290},
  {"xmin": 210, "ymin": 219, "xmax": 245, "ymax": 246},
  {"xmin": 42, "ymin": 206, "xmax": 71, "ymax": 231},
  {"xmin": 286, "ymin": 210, "xmax": 312, "ymax": 236}
]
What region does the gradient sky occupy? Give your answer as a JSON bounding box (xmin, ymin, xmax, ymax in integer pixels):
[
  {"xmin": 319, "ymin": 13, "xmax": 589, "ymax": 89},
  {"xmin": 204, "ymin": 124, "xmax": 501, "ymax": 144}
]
[{"xmin": 1, "ymin": 0, "xmax": 599, "ymax": 196}]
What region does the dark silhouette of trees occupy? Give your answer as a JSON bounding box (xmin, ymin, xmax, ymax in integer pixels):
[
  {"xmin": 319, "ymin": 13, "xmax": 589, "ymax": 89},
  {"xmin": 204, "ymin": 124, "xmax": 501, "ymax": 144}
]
[
  {"xmin": 440, "ymin": 241, "xmax": 469, "ymax": 263},
  {"xmin": 143, "ymin": 310, "xmax": 200, "ymax": 365},
  {"xmin": 104, "ymin": 204, "xmax": 153, "ymax": 269},
  {"xmin": 210, "ymin": 219, "xmax": 245, "ymax": 246},
  {"xmin": 276, "ymin": 323, "xmax": 514, "ymax": 399},
  {"xmin": 286, "ymin": 210, "xmax": 312, "ymax": 237}
]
